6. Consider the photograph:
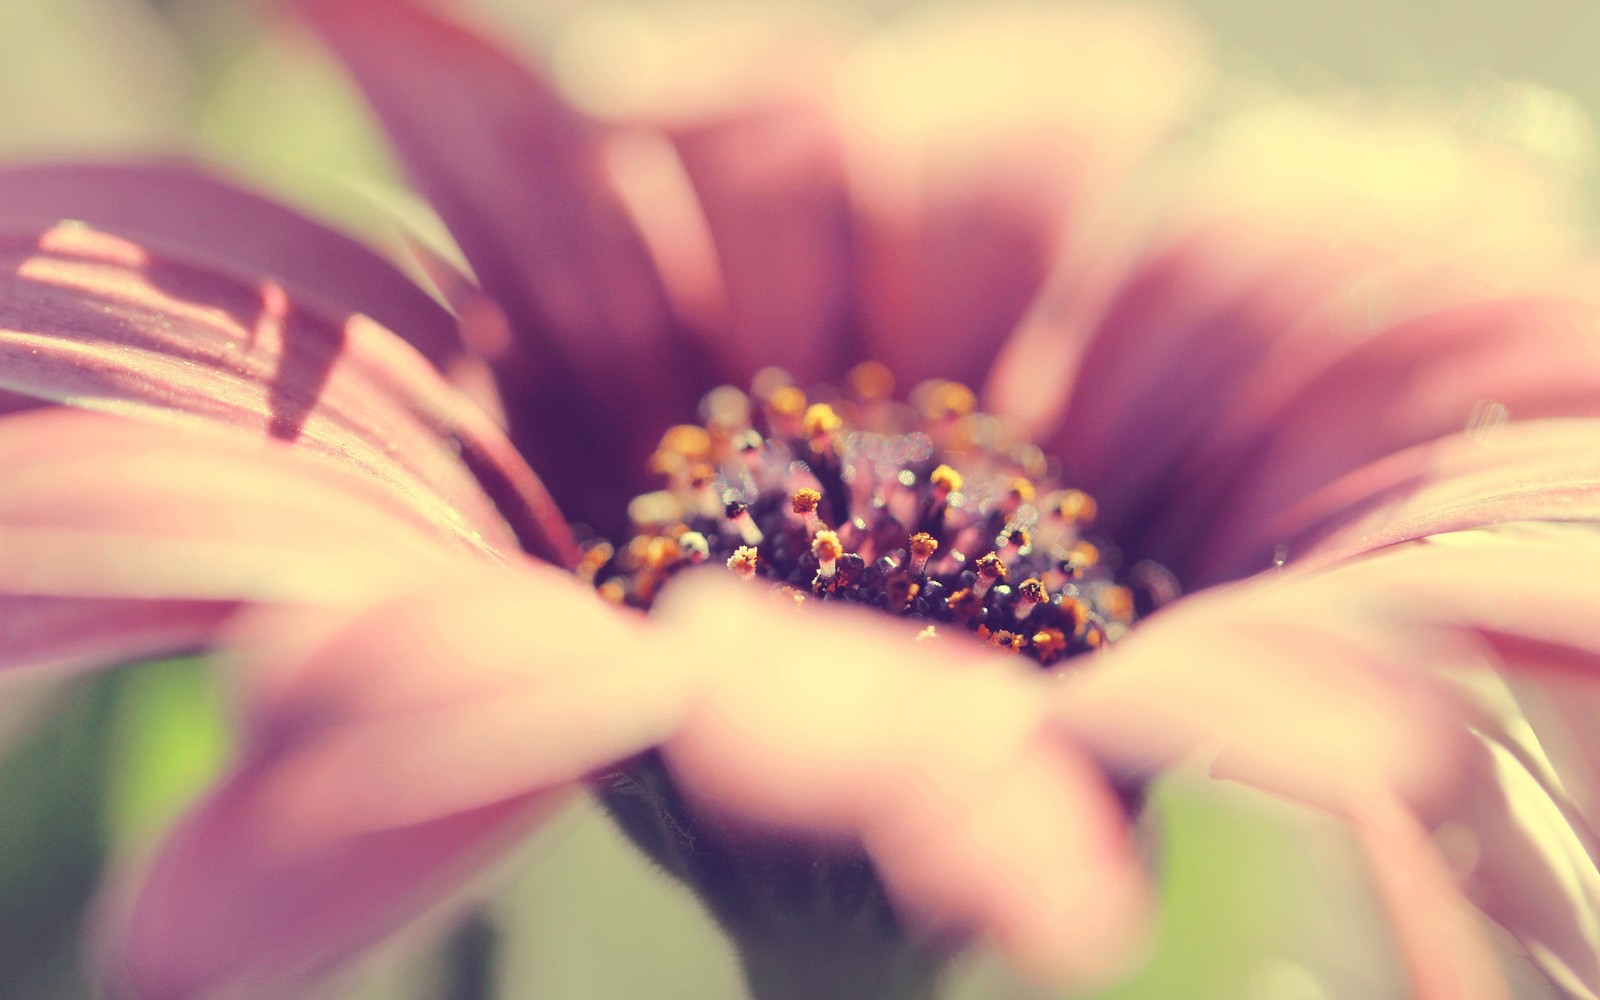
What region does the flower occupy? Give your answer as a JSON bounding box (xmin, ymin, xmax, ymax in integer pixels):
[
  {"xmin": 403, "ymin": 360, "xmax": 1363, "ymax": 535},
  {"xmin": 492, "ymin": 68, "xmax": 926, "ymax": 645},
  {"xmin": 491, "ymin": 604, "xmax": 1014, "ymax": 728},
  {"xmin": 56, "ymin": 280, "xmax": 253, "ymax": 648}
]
[{"xmin": 2, "ymin": 1, "xmax": 1600, "ymax": 999}]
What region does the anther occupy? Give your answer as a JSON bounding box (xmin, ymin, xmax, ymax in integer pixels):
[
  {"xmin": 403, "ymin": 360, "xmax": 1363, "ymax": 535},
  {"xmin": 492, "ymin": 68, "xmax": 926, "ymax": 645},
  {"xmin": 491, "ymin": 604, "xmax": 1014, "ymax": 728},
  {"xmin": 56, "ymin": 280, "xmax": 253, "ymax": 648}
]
[
  {"xmin": 1031, "ymin": 627, "xmax": 1067, "ymax": 664},
  {"xmin": 803, "ymin": 403, "xmax": 842, "ymax": 453},
  {"xmin": 679, "ymin": 531, "xmax": 710, "ymax": 564},
  {"xmin": 974, "ymin": 552, "xmax": 1008, "ymax": 598},
  {"xmin": 724, "ymin": 499, "xmax": 765, "ymax": 546},
  {"xmin": 792, "ymin": 488, "xmax": 823, "ymax": 534},
  {"xmin": 1015, "ymin": 578, "xmax": 1048, "ymax": 621},
  {"xmin": 766, "ymin": 386, "xmax": 807, "ymax": 437},
  {"xmin": 907, "ymin": 532, "xmax": 938, "ymax": 576},
  {"xmin": 727, "ymin": 546, "xmax": 759, "ymax": 581},
  {"xmin": 984, "ymin": 629, "xmax": 1025, "ymax": 654},
  {"xmin": 1056, "ymin": 489, "xmax": 1097, "ymax": 529},
  {"xmin": 812, "ymin": 530, "xmax": 844, "ymax": 590},
  {"xmin": 998, "ymin": 526, "xmax": 1031, "ymax": 561}
]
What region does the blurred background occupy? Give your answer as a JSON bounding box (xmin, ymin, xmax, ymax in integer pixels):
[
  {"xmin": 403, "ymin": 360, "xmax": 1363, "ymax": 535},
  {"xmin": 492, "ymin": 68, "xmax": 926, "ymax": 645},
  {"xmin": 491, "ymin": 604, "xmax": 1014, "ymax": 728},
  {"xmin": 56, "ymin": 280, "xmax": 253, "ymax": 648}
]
[{"xmin": 1, "ymin": 0, "xmax": 1594, "ymax": 997}]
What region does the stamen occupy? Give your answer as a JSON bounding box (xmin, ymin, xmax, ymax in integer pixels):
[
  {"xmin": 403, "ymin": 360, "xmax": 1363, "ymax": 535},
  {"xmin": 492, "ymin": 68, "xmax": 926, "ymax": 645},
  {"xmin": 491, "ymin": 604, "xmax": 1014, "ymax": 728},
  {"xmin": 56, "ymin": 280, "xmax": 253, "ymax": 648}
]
[
  {"xmin": 593, "ymin": 366, "xmax": 1171, "ymax": 670},
  {"xmin": 974, "ymin": 552, "xmax": 1007, "ymax": 599},
  {"xmin": 727, "ymin": 545, "xmax": 759, "ymax": 581},
  {"xmin": 724, "ymin": 500, "xmax": 765, "ymax": 546},
  {"xmin": 908, "ymin": 532, "xmax": 938, "ymax": 576},
  {"xmin": 791, "ymin": 488, "xmax": 823, "ymax": 535},
  {"xmin": 812, "ymin": 530, "xmax": 844, "ymax": 591}
]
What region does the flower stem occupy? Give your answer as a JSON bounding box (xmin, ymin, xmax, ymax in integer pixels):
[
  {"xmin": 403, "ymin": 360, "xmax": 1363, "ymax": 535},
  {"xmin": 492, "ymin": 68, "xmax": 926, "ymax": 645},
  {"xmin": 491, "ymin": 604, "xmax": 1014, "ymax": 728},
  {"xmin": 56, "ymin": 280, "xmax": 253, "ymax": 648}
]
[{"xmin": 735, "ymin": 938, "xmax": 944, "ymax": 1000}]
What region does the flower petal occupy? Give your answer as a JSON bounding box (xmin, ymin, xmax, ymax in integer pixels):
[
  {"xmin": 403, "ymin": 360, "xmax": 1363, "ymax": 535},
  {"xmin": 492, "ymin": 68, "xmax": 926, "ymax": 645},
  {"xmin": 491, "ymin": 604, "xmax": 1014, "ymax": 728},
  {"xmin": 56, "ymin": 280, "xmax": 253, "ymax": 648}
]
[
  {"xmin": 665, "ymin": 98, "xmax": 861, "ymax": 386},
  {"xmin": 656, "ymin": 573, "xmax": 1151, "ymax": 989},
  {"xmin": 990, "ymin": 101, "xmax": 1590, "ymax": 584},
  {"xmin": 0, "ymin": 160, "xmax": 470, "ymax": 377},
  {"xmin": 1277, "ymin": 417, "xmax": 1600, "ymax": 572},
  {"xmin": 104, "ymin": 564, "xmax": 689, "ymax": 1000},
  {"xmin": 1055, "ymin": 525, "xmax": 1600, "ymax": 998},
  {"xmin": 0, "ymin": 219, "xmax": 574, "ymax": 563},
  {"xmin": 293, "ymin": 0, "xmax": 720, "ymax": 526},
  {"xmin": 841, "ymin": 4, "xmax": 1207, "ymax": 389},
  {"xmin": 0, "ymin": 409, "xmax": 495, "ymax": 671}
]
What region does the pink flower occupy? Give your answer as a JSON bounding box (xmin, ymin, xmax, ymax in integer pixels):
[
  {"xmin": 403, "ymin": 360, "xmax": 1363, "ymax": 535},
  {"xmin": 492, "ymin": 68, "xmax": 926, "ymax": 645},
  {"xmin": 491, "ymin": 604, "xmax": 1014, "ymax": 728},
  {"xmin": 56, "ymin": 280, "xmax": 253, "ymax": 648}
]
[{"xmin": 2, "ymin": 2, "xmax": 1599, "ymax": 999}]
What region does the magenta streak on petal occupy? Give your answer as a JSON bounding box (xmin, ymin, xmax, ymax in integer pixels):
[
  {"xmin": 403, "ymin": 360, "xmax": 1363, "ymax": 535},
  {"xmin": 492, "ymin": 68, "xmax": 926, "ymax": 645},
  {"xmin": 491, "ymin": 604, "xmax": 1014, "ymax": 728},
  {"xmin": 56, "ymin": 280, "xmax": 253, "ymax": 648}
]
[
  {"xmin": 1161, "ymin": 295, "xmax": 1600, "ymax": 584},
  {"xmin": 860, "ymin": 144, "xmax": 1069, "ymax": 393},
  {"xmin": 1030, "ymin": 220, "xmax": 1370, "ymax": 543},
  {"xmin": 106, "ymin": 566, "xmax": 689, "ymax": 1000},
  {"xmin": 0, "ymin": 161, "xmax": 470, "ymax": 377},
  {"xmin": 109, "ymin": 780, "xmax": 551, "ymax": 1000},
  {"xmin": 0, "ymin": 595, "xmax": 236, "ymax": 674},
  {"xmin": 294, "ymin": 0, "xmax": 726, "ymax": 531},
  {"xmin": 0, "ymin": 223, "xmax": 576, "ymax": 565},
  {"xmin": 1267, "ymin": 418, "xmax": 1600, "ymax": 573},
  {"xmin": 668, "ymin": 99, "xmax": 862, "ymax": 387}
]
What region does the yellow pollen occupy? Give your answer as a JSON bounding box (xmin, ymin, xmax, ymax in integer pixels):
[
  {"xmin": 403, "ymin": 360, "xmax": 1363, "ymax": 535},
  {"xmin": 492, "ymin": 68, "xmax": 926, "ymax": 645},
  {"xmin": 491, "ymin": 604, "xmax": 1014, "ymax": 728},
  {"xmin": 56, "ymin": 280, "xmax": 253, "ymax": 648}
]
[
  {"xmin": 1057, "ymin": 489, "xmax": 1098, "ymax": 527},
  {"xmin": 767, "ymin": 386, "xmax": 807, "ymax": 419},
  {"xmin": 908, "ymin": 532, "xmax": 938, "ymax": 559},
  {"xmin": 985, "ymin": 629, "xmax": 1025, "ymax": 653},
  {"xmin": 976, "ymin": 552, "xmax": 1008, "ymax": 582},
  {"xmin": 791, "ymin": 488, "xmax": 821, "ymax": 515},
  {"xmin": 1031, "ymin": 627, "xmax": 1067, "ymax": 663},
  {"xmin": 597, "ymin": 579, "xmax": 627, "ymax": 604},
  {"xmin": 946, "ymin": 587, "xmax": 984, "ymax": 621},
  {"xmin": 846, "ymin": 360, "xmax": 895, "ymax": 402},
  {"xmin": 1100, "ymin": 585, "xmax": 1135, "ymax": 624},
  {"xmin": 918, "ymin": 380, "xmax": 977, "ymax": 420},
  {"xmin": 929, "ymin": 464, "xmax": 963, "ymax": 494},
  {"xmin": 727, "ymin": 546, "xmax": 759, "ymax": 580},
  {"xmin": 812, "ymin": 530, "xmax": 843, "ymax": 563},
  {"xmin": 1018, "ymin": 578, "xmax": 1047, "ymax": 604},
  {"xmin": 803, "ymin": 403, "xmax": 842, "ymax": 439},
  {"xmin": 1059, "ymin": 596, "xmax": 1091, "ymax": 638},
  {"xmin": 576, "ymin": 541, "xmax": 613, "ymax": 584},
  {"xmin": 1007, "ymin": 477, "xmax": 1036, "ymax": 505}
]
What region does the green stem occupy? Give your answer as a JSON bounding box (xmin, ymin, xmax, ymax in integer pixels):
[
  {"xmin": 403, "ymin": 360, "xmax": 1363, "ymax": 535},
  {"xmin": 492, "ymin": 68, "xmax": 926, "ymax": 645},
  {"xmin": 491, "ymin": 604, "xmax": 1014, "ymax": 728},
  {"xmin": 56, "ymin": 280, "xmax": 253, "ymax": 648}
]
[
  {"xmin": 736, "ymin": 938, "xmax": 944, "ymax": 1000},
  {"xmin": 441, "ymin": 909, "xmax": 498, "ymax": 1000}
]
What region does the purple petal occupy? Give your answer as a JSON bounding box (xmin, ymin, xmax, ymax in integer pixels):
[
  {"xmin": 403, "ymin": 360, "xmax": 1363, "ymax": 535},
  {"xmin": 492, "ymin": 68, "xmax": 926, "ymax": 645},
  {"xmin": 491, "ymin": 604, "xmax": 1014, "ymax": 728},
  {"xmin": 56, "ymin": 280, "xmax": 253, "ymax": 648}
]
[
  {"xmin": 0, "ymin": 409, "xmax": 509, "ymax": 672},
  {"xmin": 0, "ymin": 220, "xmax": 574, "ymax": 564},
  {"xmin": 104, "ymin": 566, "xmax": 691, "ymax": 1000},
  {"xmin": 0, "ymin": 160, "xmax": 469, "ymax": 377},
  {"xmin": 667, "ymin": 98, "xmax": 860, "ymax": 386},
  {"xmin": 294, "ymin": 0, "xmax": 722, "ymax": 527},
  {"xmin": 1151, "ymin": 294, "xmax": 1600, "ymax": 584},
  {"xmin": 1056, "ymin": 525, "xmax": 1600, "ymax": 997},
  {"xmin": 850, "ymin": 5, "xmax": 1208, "ymax": 390},
  {"xmin": 1271, "ymin": 418, "xmax": 1600, "ymax": 572}
]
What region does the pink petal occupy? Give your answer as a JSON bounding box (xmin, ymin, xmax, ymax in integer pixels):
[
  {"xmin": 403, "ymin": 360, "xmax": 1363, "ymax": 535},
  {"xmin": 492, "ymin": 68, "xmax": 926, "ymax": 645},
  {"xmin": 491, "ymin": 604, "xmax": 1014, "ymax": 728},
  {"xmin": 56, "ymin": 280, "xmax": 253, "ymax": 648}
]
[
  {"xmin": 847, "ymin": 5, "xmax": 1208, "ymax": 389},
  {"xmin": 656, "ymin": 573, "xmax": 1151, "ymax": 989},
  {"xmin": 0, "ymin": 409, "xmax": 499, "ymax": 671},
  {"xmin": 1279, "ymin": 417, "xmax": 1600, "ymax": 572},
  {"xmin": 0, "ymin": 160, "xmax": 470, "ymax": 377},
  {"xmin": 1160, "ymin": 295, "xmax": 1600, "ymax": 584},
  {"xmin": 989, "ymin": 106, "xmax": 1592, "ymax": 584},
  {"xmin": 1055, "ymin": 525, "xmax": 1600, "ymax": 998},
  {"xmin": 105, "ymin": 564, "xmax": 690, "ymax": 1000},
  {"xmin": 0, "ymin": 220, "xmax": 574, "ymax": 564},
  {"xmin": 666, "ymin": 98, "xmax": 860, "ymax": 386},
  {"xmin": 293, "ymin": 0, "xmax": 720, "ymax": 526}
]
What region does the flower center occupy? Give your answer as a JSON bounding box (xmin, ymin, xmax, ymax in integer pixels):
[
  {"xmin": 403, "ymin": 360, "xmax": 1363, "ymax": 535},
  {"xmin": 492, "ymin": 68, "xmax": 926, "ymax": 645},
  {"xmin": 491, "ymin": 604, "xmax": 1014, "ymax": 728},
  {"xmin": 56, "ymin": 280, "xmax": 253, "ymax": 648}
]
[{"xmin": 584, "ymin": 362, "xmax": 1169, "ymax": 666}]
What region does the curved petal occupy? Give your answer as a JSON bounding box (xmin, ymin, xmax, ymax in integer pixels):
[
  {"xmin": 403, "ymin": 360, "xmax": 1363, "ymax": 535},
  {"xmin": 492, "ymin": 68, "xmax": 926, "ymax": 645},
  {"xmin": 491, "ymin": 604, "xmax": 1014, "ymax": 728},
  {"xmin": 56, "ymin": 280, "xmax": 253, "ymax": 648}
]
[
  {"xmin": 1055, "ymin": 525, "xmax": 1600, "ymax": 999},
  {"xmin": 656, "ymin": 573, "xmax": 1151, "ymax": 989},
  {"xmin": 292, "ymin": 0, "xmax": 722, "ymax": 527},
  {"xmin": 664, "ymin": 98, "xmax": 861, "ymax": 386},
  {"xmin": 0, "ymin": 160, "xmax": 471, "ymax": 377},
  {"xmin": 989, "ymin": 100, "xmax": 1590, "ymax": 584},
  {"xmin": 1279, "ymin": 418, "xmax": 1600, "ymax": 571},
  {"xmin": 0, "ymin": 409, "xmax": 494, "ymax": 672},
  {"xmin": 104, "ymin": 564, "xmax": 690, "ymax": 1000},
  {"xmin": 840, "ymin": 4, "xmax": 1208, "ymax": 389},
  {"xmin": 1158, "ymin": 294, "xmax": 1600, "ymax": 584},
  {"xmin": 0, "ymin": 219, "xmax": 574, "ymax": 564}
]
